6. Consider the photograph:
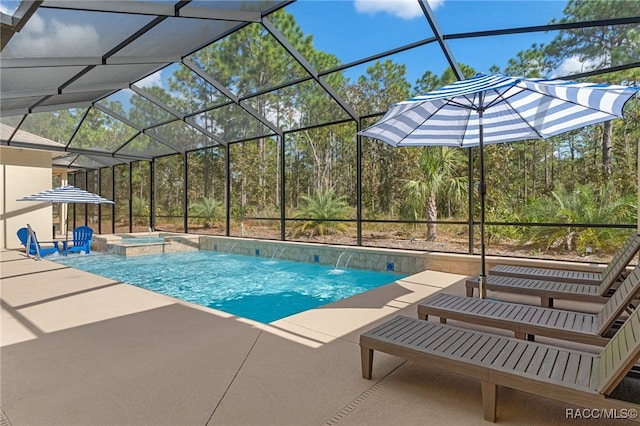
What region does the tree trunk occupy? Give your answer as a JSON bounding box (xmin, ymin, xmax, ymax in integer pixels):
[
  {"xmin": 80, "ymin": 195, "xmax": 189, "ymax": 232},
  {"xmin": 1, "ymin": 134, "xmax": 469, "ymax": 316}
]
[
  {"xmin": 602, "ymin": 121, "xmax": 612, "ymax": 178},
  {"xmin": 426, "ymin": 191, "xmax": 437, "ymax": 241},
  {"xmin": 531, "ymin": 143, "xmax": 537, "ymax": 197}
]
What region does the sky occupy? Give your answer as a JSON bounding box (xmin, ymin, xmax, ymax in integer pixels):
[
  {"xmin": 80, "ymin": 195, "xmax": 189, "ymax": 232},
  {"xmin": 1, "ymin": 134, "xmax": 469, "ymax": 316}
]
[{"xmin": 287, "ymin": 0, "xmax": 571, "ymax": 84}]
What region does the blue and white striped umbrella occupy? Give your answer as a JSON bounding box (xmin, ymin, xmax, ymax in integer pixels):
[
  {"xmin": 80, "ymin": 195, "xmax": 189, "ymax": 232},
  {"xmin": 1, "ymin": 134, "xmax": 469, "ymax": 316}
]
[
  {"xmin": 17, "ymin": 185, "xmax": 115, "ymax": 204},
  {"xmin": 359, "ymin": 73, "xmax": 638, "ymax": 297},
  {"xmin": 360, "ymin": 73, "xmax": 638, "ymax": 147}
]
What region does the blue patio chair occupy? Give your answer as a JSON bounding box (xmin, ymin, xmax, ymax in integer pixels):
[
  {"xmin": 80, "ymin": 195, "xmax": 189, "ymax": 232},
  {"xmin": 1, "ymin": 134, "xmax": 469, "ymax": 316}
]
[
  {"xmin": 66, "ymin": 226, "xmax": 93, "ymax": 254},
  {"xmin": 16, "ymin": 227, "xmax": 59, "ymax": 257}
]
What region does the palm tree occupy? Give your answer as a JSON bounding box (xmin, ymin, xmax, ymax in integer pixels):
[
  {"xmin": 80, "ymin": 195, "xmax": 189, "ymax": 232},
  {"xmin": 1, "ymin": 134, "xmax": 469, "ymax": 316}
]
[
  {"xmin": 520, "ymin": 182, "xmax": 636, "ymax": 253},
  {"xmin": 131, "ymin": 195, "xmax": 148, "ymax": 225},
  {"xmin": 189, "ymin": 197, "xmax": 224, "ymax": 229},
  {"xmin": 402, "ymin": 147, "xmax": 467, "ymax": 241},
  {"xmin": 291, "ymin": 189, "xmax": 351, "ymax": 237}
]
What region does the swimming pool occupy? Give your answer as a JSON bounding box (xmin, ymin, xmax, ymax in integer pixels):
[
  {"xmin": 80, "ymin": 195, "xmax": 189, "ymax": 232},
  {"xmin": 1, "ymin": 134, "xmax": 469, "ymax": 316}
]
[{"xmin": 53, "ymin": 251, "xmax": 406, "ymax": 323}]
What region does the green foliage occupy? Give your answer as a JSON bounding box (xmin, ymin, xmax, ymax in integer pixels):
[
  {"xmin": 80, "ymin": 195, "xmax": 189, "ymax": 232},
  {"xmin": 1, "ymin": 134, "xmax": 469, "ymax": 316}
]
[
  {"xmin": 401, "ymin": 146, "xmax": 468, "ymax": 240},
  {"xmin": 519, "ymin": 182, "xmax": 636, "ymax": 253},
  {"xmin": 131, "ymin": 195, "xmax": 149, "ymax": 225},
  {"xmin": 291, "ymin": 189, "xmax": 351, "ymax": 237},
  {"xmin": 546, "ymin": 0, "xmax": 640, "ymax": 71},
  {"xmin": 189, "ymin": 198, "xmax": 224, "ymax": 228},
  {"xmin": 413, "ymin": 63, "xmax": 477, "ymax": 94}
]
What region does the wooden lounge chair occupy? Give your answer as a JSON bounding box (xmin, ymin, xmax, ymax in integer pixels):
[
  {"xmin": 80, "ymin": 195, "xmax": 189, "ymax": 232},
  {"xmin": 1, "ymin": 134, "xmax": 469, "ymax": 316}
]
[
  {"xmin": 466, "ymin": 238, "xmax": 638, "ymax": 307},
  {"xmin": 489, "ymin": 233, "xmax": 640, "ymax": 285},
  {"xmin": 360, "ymin": 308, "xmax": 640, "ymax": 423},
  {"xmin": 417, "ymin": 265, "xmax": 640, "ymax": 346}
]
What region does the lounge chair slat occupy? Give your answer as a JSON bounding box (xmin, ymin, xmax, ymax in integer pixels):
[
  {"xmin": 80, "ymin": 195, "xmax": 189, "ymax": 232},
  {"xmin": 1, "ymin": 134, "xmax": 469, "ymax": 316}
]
[
  {"xmin": 538, "ymin": 349, "xmax": 559, "ymax": 379},
  {"xmin": 492, "ymin": 303, "xmax": 512, "ymax": 318},
  {"xmin": 538, "ymin": 309, "xmax": 553, "ymax": 326},
  {"xmin": 486, "ymin": 301, "xmax": 506, "ymax": 317},
  {"xmin": 407, "ymin": 323, "xmax": 444, "ymax": 347},
  {"xmin": 550, "ymin": 350, "xmax": 570, "ymax": 381},
  {"xmin": 513, "ymin": 345, "xmax": 538, "ymax": 372},
  {"xmin": 524, "ymin": 346, "xmax": 548, "ymax": 375},
  {"xmin": 492, "ymin": 340, "xmax": 520, "ymax": 368},
  {"xmin": 451, "ymin": 333, "xmax": 484, "ymax": 357},
  {"xmin": 465, "ymin": 335, "xmax": 501, "ymax": 362},
  {"xmin": 380, "ymin": 319, "xmax": 423, "ymax": 342},
  {"xmin": 422, "ymin": 327, "xmax": 457, "ymax": 350},
  {"xmin": 522, "ymin": 307, "xmax": 538, "ymax": 323},
  {"xmin": 564, "ymin": 352, "xmax": 583, "ymax": 385},
  {"xmin": 438, "ymin": 329, "xmax": 470, "ymax": 355},
  {"xmin": 575, "ymin": 355, "xmax": 593, "ymax": 387},
  {"xmin": 512, "ymin": 305, "xmax": 530, "ymax": 322},
  {"xmin": 502, "ymin": 341, "xmax": 529, "ymax": 370},
  {"xmin": 480, "ymin": 338, "xmax": 510, "ymax": 364}
]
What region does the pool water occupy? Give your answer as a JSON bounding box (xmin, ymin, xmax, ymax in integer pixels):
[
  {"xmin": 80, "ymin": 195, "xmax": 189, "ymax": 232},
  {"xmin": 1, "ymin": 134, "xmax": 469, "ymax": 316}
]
[{"xmin": 53, "ymin": 251, "xmax": 406, "ymax": 323}]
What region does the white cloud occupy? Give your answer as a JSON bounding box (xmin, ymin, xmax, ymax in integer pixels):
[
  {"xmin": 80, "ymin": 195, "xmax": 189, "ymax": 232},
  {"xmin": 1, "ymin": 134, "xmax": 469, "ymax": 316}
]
[
  {"xmin": 4, "ymin": 13, "xmax": 100, "ymax": 57},
  {"xmin": 354, "ymin": 0, "xmax": 444, "ymax": 20},
  {"xmin": 551, "ymin": 55, "xmax": 604, "ymax": 78},
  {"xmin": 136, "ymin": 71, "xmax": 163, "ymax": 88}
]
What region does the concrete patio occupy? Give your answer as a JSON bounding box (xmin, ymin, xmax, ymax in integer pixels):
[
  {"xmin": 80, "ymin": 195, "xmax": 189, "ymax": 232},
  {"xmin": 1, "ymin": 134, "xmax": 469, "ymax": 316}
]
[{"xmin": 1, "ymin": 249, "xmax": 637, "ymax": 426}]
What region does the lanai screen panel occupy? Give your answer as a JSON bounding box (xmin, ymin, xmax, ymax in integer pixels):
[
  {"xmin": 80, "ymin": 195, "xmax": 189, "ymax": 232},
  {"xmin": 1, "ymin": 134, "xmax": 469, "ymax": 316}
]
[
  {"xmin": 112, "ymin": 16, "xmax": 242, "ymax": 60},
  {"xmin": 97, "ymin": 89, "xmax": 175, "ymax": 129},
  {"xmin": 133, "ymin": 64, "xmax": 232, "ymax": 117},
  {"xmin": 1, "ymin": 6, "xmax": 158, "ymax": 114},
  {"xmin": 1, "ymin": 66, "xmax": 87, "ymax": 99},
  {"xmin": 19, "ymin": 109, "xmax": 88, "ymax": 146},
  {"xmin": 145, "ymin": 120, "xmax": 218, "ymax": 151},
  {"xmin": 189, "ymin": 22, "xmax": 310, "ymax": 99},
  {"xmin": 118, "ymin": 133, "xmax": 177, "ymax": 159},
  {"xmin": 191, "ymin": 104, "xmax": 275, "ymax": 143},
  {"xmin": 245, "ymin": 79, "xmax": 352, "ymax": 132},
  {"xmin": 69, "ymin": 108, "xmax": 139, "ymax": 152}
]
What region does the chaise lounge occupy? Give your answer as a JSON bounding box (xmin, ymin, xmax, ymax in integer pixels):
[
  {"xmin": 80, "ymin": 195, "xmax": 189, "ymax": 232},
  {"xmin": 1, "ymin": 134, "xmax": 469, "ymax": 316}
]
[
  {"xmin": 360, "ymin": 307, "xmax": 640, "ymax": 423},
  {"xmin": 417, "ymin": 265, "xmax": 640, "ymax": 346},
  {"xmin": 489, "ymin": 233, "xmax": 640, "ymax": 285},
  {"xmin": 465, "ymin": 237, "xmax": 638, "ymax": 307}
]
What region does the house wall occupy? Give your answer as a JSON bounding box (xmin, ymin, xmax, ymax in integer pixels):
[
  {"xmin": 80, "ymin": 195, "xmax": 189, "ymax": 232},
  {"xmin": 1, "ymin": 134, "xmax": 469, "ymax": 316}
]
[{"xmin": 1, "ymin": 147, "xmax": 53, "ymax": 250}]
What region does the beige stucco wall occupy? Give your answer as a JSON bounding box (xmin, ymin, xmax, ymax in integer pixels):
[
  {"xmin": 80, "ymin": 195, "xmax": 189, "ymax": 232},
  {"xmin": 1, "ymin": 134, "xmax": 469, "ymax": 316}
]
[{"xmin": 1, "ymin": 146, "xmax": 53, "ymax": 249}]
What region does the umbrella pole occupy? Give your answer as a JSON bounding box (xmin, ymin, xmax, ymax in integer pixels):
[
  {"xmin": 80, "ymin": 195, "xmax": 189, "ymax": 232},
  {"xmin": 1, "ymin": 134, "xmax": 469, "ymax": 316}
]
[
  {"xmin": 64, "ymin": 203, "xmax": 69, "ymax": 256},
  {"xmin": 478, "ymin": 106, "xmax": 487, "ymax": 299}
]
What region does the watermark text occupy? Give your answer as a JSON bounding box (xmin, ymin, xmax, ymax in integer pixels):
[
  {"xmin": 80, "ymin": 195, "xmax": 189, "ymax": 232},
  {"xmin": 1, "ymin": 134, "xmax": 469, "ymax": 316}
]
[{"xmin": 566, "ymin": 408, "xmax": 637, "ymax": 420}]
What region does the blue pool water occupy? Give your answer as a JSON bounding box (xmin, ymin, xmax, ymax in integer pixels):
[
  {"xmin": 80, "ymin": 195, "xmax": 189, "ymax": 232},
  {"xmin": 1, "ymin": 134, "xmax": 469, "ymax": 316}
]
[{"xmin": 53, "ymin": 251, "xmax": 406, "ymax": 323}]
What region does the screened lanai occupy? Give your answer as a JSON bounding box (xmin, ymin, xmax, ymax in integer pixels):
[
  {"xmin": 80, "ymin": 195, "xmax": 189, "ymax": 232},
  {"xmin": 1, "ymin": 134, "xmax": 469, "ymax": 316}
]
[{"xmin": 2, "ymin": 0, "xmax": 639, "ymax": 260}]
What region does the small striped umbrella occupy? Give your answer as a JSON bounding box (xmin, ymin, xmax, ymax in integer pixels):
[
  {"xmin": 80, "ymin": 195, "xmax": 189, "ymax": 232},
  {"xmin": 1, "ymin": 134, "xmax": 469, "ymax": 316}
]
[
  {"xmin": 17, "ymin": 185, "xmax": 115, "ymax": 205},
  {"xmin": 359, "ymin": 73, "xmax": 639, "ymax": 298},
  {"xmin": 18, "ymin": 185, "xmax": 115, "ymax": 249}
]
